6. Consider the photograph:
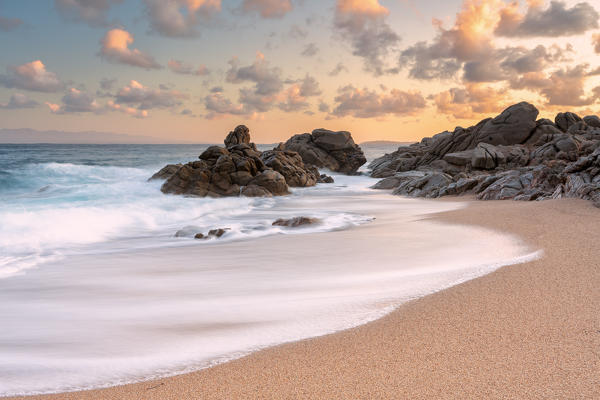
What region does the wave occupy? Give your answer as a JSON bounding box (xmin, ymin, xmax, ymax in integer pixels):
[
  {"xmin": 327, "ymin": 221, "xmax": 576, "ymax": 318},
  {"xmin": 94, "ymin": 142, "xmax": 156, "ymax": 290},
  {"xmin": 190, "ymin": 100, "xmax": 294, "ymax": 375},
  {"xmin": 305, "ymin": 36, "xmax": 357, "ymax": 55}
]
[{"xmin": 0, "ymin": 162, "xmax": 376, "ymax": 279}]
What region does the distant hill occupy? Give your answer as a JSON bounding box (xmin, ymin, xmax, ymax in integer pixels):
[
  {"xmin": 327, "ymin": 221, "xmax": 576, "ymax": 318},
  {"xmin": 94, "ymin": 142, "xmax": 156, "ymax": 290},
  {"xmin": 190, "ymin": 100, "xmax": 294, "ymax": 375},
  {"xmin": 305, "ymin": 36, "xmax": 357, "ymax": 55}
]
[{"xmin": 0, "ymin": 128, "xmax": 192, "ymax": 144}]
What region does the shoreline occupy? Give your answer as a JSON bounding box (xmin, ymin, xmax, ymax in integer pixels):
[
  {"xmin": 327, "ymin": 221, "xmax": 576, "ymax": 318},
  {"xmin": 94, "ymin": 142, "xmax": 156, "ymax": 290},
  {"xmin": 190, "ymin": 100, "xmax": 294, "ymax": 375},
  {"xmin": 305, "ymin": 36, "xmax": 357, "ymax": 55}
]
[{"xmin": 7, "ymin": 198, "xmax": 600, "ymax": 399}]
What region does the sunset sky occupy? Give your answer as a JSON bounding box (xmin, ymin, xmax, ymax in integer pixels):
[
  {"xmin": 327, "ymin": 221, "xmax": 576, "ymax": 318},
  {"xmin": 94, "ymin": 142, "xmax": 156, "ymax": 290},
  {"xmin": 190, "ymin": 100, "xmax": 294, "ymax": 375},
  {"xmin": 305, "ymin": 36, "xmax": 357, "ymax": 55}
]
[{"xmin": 1, "ymin": 0, "xmax": 599, "ymax": 143}]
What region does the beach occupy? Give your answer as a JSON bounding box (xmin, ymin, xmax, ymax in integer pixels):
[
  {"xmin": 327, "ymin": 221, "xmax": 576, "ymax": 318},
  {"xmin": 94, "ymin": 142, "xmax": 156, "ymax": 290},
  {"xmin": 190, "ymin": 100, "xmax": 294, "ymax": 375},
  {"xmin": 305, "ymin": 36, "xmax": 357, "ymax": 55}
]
[{"xmin": 7, "ymin": 197, "xmax": 599, "ymax": 399}]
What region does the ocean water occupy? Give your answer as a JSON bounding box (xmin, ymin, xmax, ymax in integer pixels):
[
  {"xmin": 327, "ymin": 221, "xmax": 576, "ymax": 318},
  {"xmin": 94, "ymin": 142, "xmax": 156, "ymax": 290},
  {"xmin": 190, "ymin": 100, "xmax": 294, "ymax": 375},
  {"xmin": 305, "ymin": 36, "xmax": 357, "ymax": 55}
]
[{"xmin": 0, "ymin": 144, "xmax": 539, "ymax": 395}]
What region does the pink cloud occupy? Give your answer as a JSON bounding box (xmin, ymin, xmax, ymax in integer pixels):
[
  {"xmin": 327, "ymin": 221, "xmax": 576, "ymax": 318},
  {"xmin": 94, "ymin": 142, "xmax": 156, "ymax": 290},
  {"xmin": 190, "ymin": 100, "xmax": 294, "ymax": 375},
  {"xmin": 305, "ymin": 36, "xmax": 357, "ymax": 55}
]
[
  {"xmin": 0, "ymin": 60, "xmax": 63, "ymax": 92},
  {"xmin": 99, "ymin": 28, "xmax": 161, "ymax": 69}
]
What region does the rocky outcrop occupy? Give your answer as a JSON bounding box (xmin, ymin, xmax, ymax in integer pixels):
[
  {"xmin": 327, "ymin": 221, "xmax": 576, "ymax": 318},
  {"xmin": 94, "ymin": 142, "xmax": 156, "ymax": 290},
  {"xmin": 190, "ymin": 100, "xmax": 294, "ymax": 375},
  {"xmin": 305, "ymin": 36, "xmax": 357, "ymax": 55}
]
[
  {"xmin": 369, "ymin": 103, "xmax": 600, "ymax": 207},
  {"xmin": 279, "ymin": 129, "xmax": 366, "ymax": 174},
  {"xmin": 148, "ymin": 164, "xmax": 182, "ymax": 181},
  {"xmin": 155, "ymin": 125, "xmax": 325, "ymax": 198}
]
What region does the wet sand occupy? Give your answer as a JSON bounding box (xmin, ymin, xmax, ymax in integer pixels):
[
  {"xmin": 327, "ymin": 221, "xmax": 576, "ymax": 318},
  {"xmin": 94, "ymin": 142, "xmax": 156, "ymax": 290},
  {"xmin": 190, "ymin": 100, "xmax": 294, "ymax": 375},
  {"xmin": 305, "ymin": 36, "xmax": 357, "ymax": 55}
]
[{"xmin": 9, "ymin": 198, "xmax": 600, "ymax": 399}]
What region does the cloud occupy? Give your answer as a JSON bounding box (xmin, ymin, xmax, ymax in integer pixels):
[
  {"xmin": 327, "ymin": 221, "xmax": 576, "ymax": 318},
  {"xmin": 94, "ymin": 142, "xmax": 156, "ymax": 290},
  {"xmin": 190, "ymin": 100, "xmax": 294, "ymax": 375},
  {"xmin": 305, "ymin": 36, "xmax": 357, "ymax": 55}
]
[
  {"xmin": 318, "ymin": 100, "xmax": 330, "ymax": 113},
  {"xmin": 278, "ymin": 85, "xmax": 309, "ymax": 112},
  {"xmin": 329, "ymin": 62, "xmax": 348, "ymax": 76},
  {"xmin": 332, "ymin": 85, "xmax": 426, "ymax": 118},
  {"xmin": 144, "ymin": 0, "xmax": 221, "ymax": 37},
  {"xmin": 463, "ymin": 44, "xmax": 573, "ymax": 83},
  {"xmin": 496, "ymin": 1, "xmax": 599, "ymax": 37},
  {"xmin": 334, "ymin": 0, "xmax": 401, "ymax": 76},
  {"xmin": 241, "ymin": 0, "xmax": 292, "ymax": 18},
  {"xmin": 99, "ymin": 28, "xmax": 161, "ymax": 69},
  {"xmin": 277, "ymin": 75, "xmax": 321, "ymax": 112},
  {"xmin": 168, "ymin": 59, "xmax": 209, "ymax": 75},
  {"xmin": 99, "ymin": 77, "xmax": 117, "ymax": 90},
  {"xmin": 226, "ymin": 52, "xmax": 283, "ymax": 96},
  {"xmin": 0, "ymin": 93, "xmax": 39, "ymax": 109},
  {"xmin": 399, "ymin": 0, "xmax": 506, "ymax": 80},
  {"xmin": 301, "ymin": 42, "xmax": 319, "ymax": 57},
  {"xmin": 298, "ymin": 74, "xmax": 321, "ymax": 97},
  {"xmin": 0, "ymin": 16, "xmax": 23, "ymax": 31},
  {"xmin": 594, "ymin": 33, "xmax": 600, "ymax": 54},
  {"xmin": 114, "ymin": 80, "xmax": 188, "ymax": 110},
  {"xmin": 46, "ymin": 88, "xmax": 102, "ymax": 114},
  {"xmin": 55, "ymin": 0, "xmax": 123, "ymax": 27},
  {"xmin": 204, "ymin": 90, "xmax": 246, "ymax": 118},
  {"xmin": 430, "ymin": 83, "xmax": 508, "ymax": 119},
  {"xmin": 106, "ymin": 100, "xmax": 148, "ymax": 118},
  {"xmin": 539, "ymin": 64, "xmax": 598, "ymax": 106},
  {"xmin": 0, "ymin": 60, "xmax": 63, "ymax": 92}
]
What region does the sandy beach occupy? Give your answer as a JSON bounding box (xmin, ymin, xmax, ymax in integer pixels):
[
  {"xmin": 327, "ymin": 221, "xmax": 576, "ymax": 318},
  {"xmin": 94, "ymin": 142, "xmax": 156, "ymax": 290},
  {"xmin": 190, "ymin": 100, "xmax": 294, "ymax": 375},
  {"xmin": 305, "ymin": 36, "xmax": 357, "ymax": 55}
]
[{"xmin": 7, "ymin": 197, "xmax": 599, "ymax": 399}]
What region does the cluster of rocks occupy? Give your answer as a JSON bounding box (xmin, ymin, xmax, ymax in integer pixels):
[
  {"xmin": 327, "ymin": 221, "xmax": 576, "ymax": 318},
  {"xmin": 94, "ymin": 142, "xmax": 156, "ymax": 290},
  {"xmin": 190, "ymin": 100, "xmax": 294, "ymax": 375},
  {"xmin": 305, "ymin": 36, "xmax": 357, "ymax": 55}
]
[
  {"xmin": 370, "ymin": 102, "xmax": 600, "ymax": 207},
  {"xmin": 151, "ymin": 125, "xmax": 366, "ymax": 198}
]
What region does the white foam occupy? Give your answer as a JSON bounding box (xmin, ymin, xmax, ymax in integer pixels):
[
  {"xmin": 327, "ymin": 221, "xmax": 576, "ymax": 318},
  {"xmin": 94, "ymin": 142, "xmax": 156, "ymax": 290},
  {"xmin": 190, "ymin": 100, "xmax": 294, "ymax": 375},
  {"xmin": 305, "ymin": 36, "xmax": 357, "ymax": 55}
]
[{"xmin": 0, "ymin": 181, "xmax": 540, "ymax": 396}]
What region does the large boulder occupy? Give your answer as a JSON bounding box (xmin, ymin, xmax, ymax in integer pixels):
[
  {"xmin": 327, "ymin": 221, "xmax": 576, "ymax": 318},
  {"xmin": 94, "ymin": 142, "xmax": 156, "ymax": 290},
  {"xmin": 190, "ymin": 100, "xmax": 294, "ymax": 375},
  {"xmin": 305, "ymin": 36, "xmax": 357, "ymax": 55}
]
[
  {"xmin": 475, "ymin": 102, "xmax": 539, "ymax": 146},
  {"xmin": 281, "ymin": 129, "xmax": 366, "ymax": 174},
  {"xmin": 555, "ymin": 112, "xmax": 581, "ymax": 132}
]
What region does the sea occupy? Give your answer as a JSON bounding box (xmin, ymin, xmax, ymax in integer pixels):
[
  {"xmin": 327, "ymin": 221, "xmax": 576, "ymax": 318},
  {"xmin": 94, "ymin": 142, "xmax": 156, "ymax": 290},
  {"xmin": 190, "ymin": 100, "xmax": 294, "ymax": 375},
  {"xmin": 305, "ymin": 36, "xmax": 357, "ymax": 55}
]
[{"xmin": 0, "ymin": 143, "xmax": 539, "ymax": 395}]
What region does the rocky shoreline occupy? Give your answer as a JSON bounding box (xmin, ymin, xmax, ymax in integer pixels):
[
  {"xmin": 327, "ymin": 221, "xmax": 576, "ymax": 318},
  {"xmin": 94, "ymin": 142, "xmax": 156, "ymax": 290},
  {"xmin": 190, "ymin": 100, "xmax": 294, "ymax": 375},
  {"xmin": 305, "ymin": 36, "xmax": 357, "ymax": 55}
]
[
  {"xmin": 150, "ymin": 125, "xmax": 365, "ymax": 198},
  {"xmin": 369, "ymin": 102, "xmax": 600, "ymax": 207}
]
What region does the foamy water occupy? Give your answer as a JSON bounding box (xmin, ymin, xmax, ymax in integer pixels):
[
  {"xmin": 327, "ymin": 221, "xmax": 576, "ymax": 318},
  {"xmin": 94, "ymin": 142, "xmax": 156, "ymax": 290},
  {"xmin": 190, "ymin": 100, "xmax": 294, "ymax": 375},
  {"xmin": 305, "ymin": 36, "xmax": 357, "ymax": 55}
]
[{"xmin": 0, "ymin": 144, "xmax": 539, "ymax": 396}]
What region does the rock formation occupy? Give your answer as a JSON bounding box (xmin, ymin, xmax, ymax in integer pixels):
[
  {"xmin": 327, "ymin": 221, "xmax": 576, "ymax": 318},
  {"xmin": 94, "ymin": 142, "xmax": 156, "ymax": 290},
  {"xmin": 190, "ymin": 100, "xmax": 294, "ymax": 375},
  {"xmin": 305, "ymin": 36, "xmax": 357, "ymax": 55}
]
[
  {"xmin": 278, "ymin": 129, "xmax": 367, "ymax": 174},
  {"xmin": 369, "ymin": 102, "xmax": 600, "ymax": 207},
  {"xmin": 153, "ymin": 125, "xmax": 352, "ymax": 198}
]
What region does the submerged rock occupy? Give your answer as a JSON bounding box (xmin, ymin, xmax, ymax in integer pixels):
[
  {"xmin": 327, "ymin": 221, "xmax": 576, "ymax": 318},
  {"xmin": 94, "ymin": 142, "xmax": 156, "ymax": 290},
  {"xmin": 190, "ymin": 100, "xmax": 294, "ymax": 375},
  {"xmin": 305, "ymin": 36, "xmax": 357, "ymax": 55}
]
[{"xmin": 272, "ymin": 217, "xmax": 319, "ymax": 227}]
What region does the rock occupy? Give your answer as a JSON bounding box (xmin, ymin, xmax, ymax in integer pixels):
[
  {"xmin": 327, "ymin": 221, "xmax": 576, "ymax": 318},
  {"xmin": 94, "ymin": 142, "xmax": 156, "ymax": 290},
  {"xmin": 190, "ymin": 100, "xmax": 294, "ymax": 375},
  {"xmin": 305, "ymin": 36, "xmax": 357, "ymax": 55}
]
[
  {"xmin": 443, "ymin": 149, "xmax": 475, "ymax": 166},
  {"xmin": 149, "ymin": 164, "xmax": 182, "ymax": 181},
  {"xmin": 248, "ymin": 170, "xmax": 288, "ymax": 196},
  {"xmin": 194, "ymin": 233, "xmax": 205, "ymax": 239},
  {"xmin": 368, "ymin": 102, "xmax": 600, "ymax": 207},
  {"xmin": 260, "ymin": 150, "xmax": 318, "ymax": 187},
  {"xmin": 392, "ymin": 172, "xmax": 453, "ymax": 198},
  {"xmin": 583, "ymin": 115, "xmax": 600, "ymax": 128},
  {"xmin": 318, "ymin": 174, "xmax": 334, "ymax": 183},
  {"xmin": 272, "ymin": 217, "xmax": 319, "ymax": 227},
  {"xmin": 555, "ymin": 112, "xmax": 581, "ymax": 132},
  {"xmin": 241, "ymin": 184, "xmax": 272, "ymax": 197},
  {"xmin": 475, "ymin": 102, "xmax": 539, "ymax": 146},
  {"xmin": 224, "ymin": 125, "xmax": 251, "ymax": 148},
  {"xmin": 471, "ymin": 143, "xmax": 506, "ymax": 170},
  {"xmin": 208, "ymin": 228, "xmax": 229, "ymax": 238},
  {"xmin": 311, "ymin": 129, "xmax": 353, "ymax": 150},
  {"xmin": 281, "ymin": 129, "xmax": 366, "ymax": 174}
]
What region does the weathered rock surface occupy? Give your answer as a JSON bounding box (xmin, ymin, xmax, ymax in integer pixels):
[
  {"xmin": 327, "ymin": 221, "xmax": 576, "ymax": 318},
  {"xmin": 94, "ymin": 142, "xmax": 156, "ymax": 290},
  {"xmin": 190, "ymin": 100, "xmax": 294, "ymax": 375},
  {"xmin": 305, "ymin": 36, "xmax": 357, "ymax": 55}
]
[
  {"xmin": 280, "ymin": 129, "xmax": 366, "ymax": 174},
  {"xmin": 272, "ymin": 217, "xmax": 319, "ymax": 227},
  {"xmin": 148, "ymin": 164, "xmax": 182, "ymax": 181},
  {"xmin": 369, "ymin": 103, "xmax": 600, "ymax": 207},
  {"xmin": 156, "ymin": 125, "xmax": 325, "ymax": 198}
]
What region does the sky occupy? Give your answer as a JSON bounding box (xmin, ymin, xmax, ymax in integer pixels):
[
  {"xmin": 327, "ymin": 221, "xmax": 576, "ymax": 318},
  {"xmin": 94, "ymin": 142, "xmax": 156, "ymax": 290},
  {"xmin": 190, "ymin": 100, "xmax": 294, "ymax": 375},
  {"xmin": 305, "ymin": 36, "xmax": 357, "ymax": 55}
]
[{"xmin": 0, "ymin": 0, "xmax": 599, "ymax": 143}]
